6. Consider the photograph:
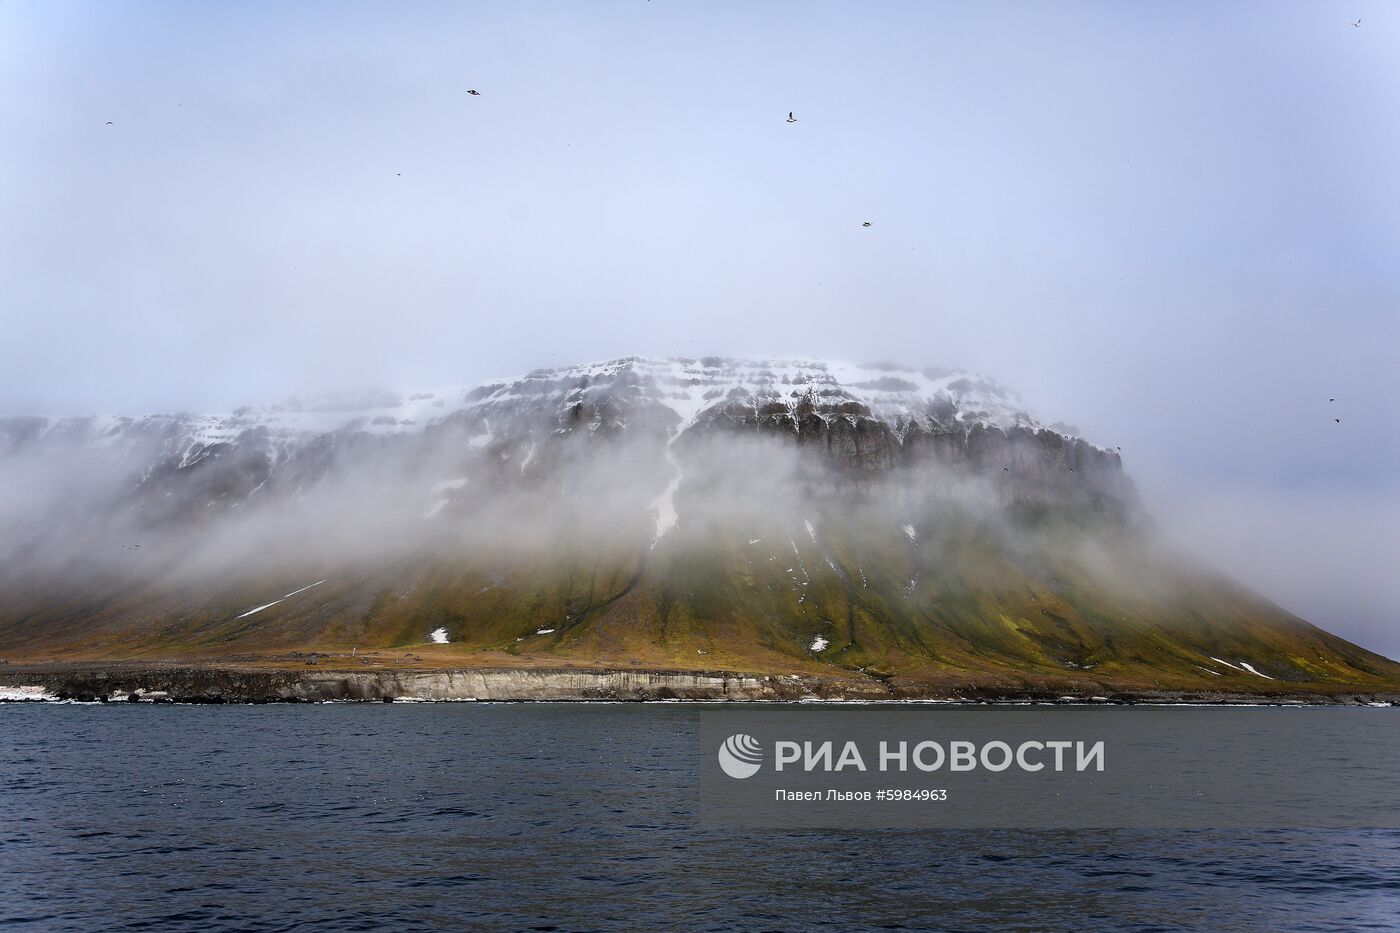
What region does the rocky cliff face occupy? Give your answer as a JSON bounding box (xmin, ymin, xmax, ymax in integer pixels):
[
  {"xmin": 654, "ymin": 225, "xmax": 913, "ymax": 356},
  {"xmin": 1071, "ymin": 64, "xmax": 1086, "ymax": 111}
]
[
  {"xmin": 4, "ymin": 665, "xmax": 1397, "ymax": 703},
  {"xmin": 0, "ymin": 356, "xmax": 1137, "ymax": 540}
]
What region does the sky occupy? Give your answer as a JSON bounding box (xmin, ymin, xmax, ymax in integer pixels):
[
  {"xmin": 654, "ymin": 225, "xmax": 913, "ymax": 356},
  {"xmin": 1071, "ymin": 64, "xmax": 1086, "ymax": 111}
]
[{"xmin": 1, "ymin": 0, "xmax": 1397, "ymax": 655}]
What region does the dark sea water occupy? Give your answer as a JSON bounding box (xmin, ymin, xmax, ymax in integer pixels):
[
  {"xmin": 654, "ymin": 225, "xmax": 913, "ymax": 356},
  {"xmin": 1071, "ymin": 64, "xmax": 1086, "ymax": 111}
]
[{"xmin": 2, "ymin": 704, "xmax": 1399, "ymax": 932}]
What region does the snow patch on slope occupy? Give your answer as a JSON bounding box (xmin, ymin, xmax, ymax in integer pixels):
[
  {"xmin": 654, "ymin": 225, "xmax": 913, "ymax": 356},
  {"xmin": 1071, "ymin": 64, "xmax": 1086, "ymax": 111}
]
[
  {"xmin": 1208, "ymin": 656, "xmax": 1275, "ymax": 679},
  {"xmin": 234, "ymin": 579, "xmax": 326, "ymax": 619}
]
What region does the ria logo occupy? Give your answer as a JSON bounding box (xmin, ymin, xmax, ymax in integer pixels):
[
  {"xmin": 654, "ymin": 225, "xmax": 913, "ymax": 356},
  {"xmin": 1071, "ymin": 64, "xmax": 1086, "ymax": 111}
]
[{"xmin": 717, "ymin": 733, "xmax": 763, "ymax": 779}]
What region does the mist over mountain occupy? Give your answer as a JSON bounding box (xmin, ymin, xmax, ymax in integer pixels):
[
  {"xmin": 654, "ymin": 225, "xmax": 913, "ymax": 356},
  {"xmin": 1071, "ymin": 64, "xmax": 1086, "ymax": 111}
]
[{"xmin": 1, "ymin": 356, "xmax": 1395, "ymax": 697}]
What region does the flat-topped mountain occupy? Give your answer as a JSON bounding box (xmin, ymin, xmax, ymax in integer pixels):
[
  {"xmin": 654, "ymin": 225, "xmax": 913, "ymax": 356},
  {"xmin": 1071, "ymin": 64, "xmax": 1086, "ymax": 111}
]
[{"xmin": 1, "ymin": 356, "xmax": 1395, "ymax": 700}]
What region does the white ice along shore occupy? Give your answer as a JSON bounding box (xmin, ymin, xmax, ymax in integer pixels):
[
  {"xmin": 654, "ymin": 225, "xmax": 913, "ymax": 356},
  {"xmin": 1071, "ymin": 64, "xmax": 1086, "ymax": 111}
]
[{"xmin": 0, "ymin": 686, "xmax": 50, "ymax": 701}]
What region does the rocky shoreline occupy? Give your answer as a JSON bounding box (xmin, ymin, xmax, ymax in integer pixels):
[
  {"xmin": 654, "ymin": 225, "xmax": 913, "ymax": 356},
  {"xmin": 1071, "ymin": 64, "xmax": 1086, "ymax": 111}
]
[{"xmin": 1, "ymin": 664, "xmax": 1398, "ymax": 705}]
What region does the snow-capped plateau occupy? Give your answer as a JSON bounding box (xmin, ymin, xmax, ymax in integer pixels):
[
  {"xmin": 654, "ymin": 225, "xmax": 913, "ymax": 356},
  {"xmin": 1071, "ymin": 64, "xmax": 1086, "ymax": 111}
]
[
  {"xmin": 2, "ymin": 357, "xmax": 1078, "ymax": 455},
  {"xmin": 0, "ymin": 356, "xmax": 1134, "ymax": 540}
]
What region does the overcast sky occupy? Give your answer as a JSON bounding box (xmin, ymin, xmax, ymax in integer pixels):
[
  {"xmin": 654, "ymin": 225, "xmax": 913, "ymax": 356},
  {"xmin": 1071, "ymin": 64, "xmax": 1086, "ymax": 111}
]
[{"xmin": 1, "ymin": 0, "xmax": 1397, "ymax": 655}]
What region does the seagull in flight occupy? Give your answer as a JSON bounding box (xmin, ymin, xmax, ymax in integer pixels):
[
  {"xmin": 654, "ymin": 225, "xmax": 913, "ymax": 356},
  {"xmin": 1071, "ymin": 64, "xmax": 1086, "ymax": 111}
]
[
  {"xmin": 1352, "ymin": 18, "xmax": 1361, "ymax": 27},
  {"xmin": 468, "ymin": 89, "xmax": 482, "ymax": 96},
  {"xmin": 105, "ymin": 121, "xmax": 113, "ymax": 125},
  {"xmin": 862, "ymin": 221, "xmax": 873, "ymax": 227},
  {"xmin": 786, "ymin": 112, "xmax": 797, "ymax": 123}
]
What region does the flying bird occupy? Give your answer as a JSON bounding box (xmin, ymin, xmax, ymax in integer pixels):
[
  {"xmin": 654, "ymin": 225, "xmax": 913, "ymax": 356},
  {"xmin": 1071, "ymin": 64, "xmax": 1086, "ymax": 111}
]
[
  {"xmin": 862, "ymin": 221, "xmax": 873, "ymax": 227},
  {"xmin": 468, "ymin": 89, "xmax": 482, "ymax": 96},
  {"xmin": 1329, "ymin": 398, "xmax": 1335, "ymax": 402},
  {"xmin": 1352, "ymin": 18, "xmax": 1361, "ymax": 27},
  {"xmin": 1335, "ymin": 418, "xmax": 1341, "ymax": 423},
  {"xmin": 105, "ymin": 121, "xmax": 113, "ymax": 125},
  {"xmin": 786, "ymin": 112, "xmax": 797, "ymax": 123}
]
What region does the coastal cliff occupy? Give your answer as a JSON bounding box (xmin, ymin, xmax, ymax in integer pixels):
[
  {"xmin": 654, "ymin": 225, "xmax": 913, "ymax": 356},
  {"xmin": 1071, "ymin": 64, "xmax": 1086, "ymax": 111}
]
[{"xmin": 3, "ymin": 664, "xmax": 1397, "ymax": 705}]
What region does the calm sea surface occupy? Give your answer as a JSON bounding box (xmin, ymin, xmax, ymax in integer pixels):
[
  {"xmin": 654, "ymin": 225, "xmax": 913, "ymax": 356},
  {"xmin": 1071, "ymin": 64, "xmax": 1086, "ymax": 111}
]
[{"xmin": 2, "ymin": 704, "xmax": 1399, "ymax": 932}]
